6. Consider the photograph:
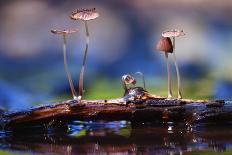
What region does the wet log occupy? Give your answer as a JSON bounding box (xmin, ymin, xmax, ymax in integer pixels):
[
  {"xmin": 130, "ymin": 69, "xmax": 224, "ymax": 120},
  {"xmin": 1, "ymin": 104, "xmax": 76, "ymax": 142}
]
[{"xmin": 0, "ymin": 87, "xmax": 231, "ymax": 130}]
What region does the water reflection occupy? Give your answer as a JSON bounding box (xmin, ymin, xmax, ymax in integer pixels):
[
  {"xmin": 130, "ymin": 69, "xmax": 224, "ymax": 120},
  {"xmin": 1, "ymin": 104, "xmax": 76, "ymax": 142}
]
[{"xmin": 0, "ymin": 121, "xmax": 232, "ymax": 154}]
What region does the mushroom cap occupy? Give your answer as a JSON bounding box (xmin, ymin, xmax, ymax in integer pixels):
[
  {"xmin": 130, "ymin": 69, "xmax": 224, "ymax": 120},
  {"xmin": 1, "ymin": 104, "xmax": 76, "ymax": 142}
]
[
  {"xmin": 122, "ymin": 74, "xmax": 136, "ymax": 85},
  {"xmin": 51, "ymin": 29, "xmax": 79, "ymax": 35},
  {"xmin": 156, "ymin": 37, "xmax": 173, "ymax": 53},
  {"xmin": 162, "ymin": 29, "xmax": 185, "ymax": 37},
  {"xmin": 70, "ymin": 8, "xmax": 99, "ymax": 21}
]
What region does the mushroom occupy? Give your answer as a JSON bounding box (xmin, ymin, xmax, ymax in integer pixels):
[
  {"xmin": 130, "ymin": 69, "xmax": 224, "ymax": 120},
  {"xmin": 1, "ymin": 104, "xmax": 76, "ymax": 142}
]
[
  {"xmin": 134, "ymin": 72, "xmax": 146, "ymax": 90},
  {"xmin": 122, "ymin": 74, "xmax": 136, "ymax": 94},
  {"xmin": 162, "ymin": 29, "xmax": 185, "ymax": 99},
  {"xmin": 70, "ymin": 8, "xmax": 99, "ymax": 98},
  {"xmin": 51, "ymin": 29, "xmax": 79, "ymax": 99},
  {"xmin": 156, "ymin": 36, "xmax": 174, "ymax": 98}
]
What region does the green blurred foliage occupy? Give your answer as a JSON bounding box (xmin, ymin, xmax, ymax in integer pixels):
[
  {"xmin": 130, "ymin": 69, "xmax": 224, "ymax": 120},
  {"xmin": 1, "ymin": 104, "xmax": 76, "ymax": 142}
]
[
  {"xmin": 85, "ymin": 77, "xmax": 213, "ymax": 100},
  {"xmin": 184, "ymin": 149, "xmax": 232, "ymax": 155},
  {"xmin": 73, "ymin": 129, "xmax": 87, "ymax": 138},
  {"xmin": 48, "ymin": 76, "xmax": 213, "ymax": 103},
  {"xmin": 0, "ymin": 150, "xmax": 29, "ymax": 155}
]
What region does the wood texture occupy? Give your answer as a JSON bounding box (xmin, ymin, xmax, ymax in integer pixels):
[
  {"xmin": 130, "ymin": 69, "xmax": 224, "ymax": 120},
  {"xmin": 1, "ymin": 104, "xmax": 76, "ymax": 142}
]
[{"xmin": 0, "ymin": 87, "xmax": 231, "ymax": 130}]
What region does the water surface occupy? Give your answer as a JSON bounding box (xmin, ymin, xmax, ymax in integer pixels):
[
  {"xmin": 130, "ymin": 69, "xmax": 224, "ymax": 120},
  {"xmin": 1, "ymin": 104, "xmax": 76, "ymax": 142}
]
[{"xmin": 0, "ymin": 121, "xmax": 232, "ymax": 155}]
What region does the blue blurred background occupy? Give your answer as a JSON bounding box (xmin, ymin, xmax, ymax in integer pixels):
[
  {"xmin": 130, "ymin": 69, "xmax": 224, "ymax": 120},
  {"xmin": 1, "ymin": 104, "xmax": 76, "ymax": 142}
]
[{"xmin": 1, "ymin": 0, "xmax": 232, "ymax": 110}]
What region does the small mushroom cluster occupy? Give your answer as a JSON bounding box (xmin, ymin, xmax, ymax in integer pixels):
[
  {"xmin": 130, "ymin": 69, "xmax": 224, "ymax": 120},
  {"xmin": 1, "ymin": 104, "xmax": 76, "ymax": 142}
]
[
  {"xmin": 156, "ymin": 29, "xmax": 185, "ymax": 99},
  {"xmin": 50, "ymin": 8, "xmax": 186, "ymax": 101},
  {"xmin": 51, "ymin": 8, "xmax": 99, "ymax": 100}
]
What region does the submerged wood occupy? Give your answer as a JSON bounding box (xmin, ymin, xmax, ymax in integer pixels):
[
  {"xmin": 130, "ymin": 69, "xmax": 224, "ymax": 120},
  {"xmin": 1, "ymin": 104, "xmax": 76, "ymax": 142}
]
[{"xmin": 0, "ymin": 87, "xmax": 231, "ymax": 130}]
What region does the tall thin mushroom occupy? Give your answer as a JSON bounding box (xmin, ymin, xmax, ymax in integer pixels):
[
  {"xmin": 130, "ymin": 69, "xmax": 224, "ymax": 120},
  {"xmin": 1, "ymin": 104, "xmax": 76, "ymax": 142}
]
[
  {"xmin": 70, "ymin": 8, "xmax": 99, "ymax": 98},
  {"xmin": 51, "ymin": 29, "xmax": 79, "ymax": 99},
  {"xmin": 162, "ymin": 29, "xmax": 185, "ymax": 99},
  {"xmin": 156, "ymin": 37, "xmax": 174, "ymax": 98}
]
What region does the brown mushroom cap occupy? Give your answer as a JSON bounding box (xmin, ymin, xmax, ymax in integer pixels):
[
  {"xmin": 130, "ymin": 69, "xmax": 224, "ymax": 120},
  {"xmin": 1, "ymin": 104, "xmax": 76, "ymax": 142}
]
[
  {"xmin": 70, "ymin": 8, "xmax": 99, "ymax": 21},
  {"xmin": 156, "ymin": 37, "xmax": 173, "ymax": 53},
  {"xmin": 51, "ymin": 29, "xmax": 79, "ymax": 35}
]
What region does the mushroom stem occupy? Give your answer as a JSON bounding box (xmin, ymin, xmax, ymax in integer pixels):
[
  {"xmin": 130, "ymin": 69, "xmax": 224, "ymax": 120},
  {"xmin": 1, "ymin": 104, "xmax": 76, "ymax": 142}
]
[
  {"xmin": 79, "ymin": 21, "xmax": 89, "ymax": 97},
  {"xmin": 164, "ymin": 52, "xmax": 173, "ymax": 98},
  {"xmin": 172, "ymin": 37, "xmax": 182, "ymax": 99},
  {"xmin": 172, "ymin": 36, "xmax": 175, "ymax": 50},
  {"xmin": 62, "ymin": 34, "xmax": 78, "ymax": 99},
  {"xmin": 172, "ymin": 51, "xmax": 182, "ymax": 99},
  {"xmin": 135, "ymin": 72, "xmax": 146, "ymax": 90}
]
